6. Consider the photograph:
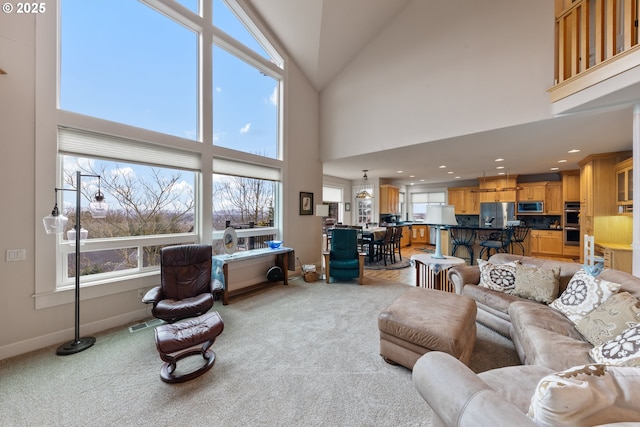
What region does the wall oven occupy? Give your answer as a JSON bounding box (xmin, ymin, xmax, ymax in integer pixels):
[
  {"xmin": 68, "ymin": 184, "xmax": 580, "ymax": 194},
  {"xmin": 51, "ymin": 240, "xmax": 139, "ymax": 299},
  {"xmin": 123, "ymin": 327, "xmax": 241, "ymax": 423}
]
[{"xmin": 563, "ymin": 201, "xmax": 580, "ymax": 246}]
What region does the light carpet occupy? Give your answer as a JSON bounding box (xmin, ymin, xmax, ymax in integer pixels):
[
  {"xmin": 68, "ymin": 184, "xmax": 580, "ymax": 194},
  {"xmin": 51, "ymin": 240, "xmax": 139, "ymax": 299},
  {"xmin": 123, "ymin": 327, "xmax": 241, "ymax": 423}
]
[{"xmin": 0, "ymin": 278, "xmax": 519, "ymax": 427}]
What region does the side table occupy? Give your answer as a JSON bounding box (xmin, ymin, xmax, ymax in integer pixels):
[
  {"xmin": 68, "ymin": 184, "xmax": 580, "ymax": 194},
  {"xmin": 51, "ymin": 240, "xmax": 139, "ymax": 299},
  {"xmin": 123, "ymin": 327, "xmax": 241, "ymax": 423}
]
[{"xmin": 410, "ymin": 253, "xmax": 465, "ymax": 292}]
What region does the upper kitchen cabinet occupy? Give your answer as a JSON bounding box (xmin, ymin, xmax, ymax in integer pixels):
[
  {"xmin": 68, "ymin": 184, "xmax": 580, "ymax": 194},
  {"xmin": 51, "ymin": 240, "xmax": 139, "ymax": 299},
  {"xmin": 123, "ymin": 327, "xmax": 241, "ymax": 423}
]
[
  {"xmin": 561, "ymin": 170, "xmax": 580, "ymax": 202},
  {"xmin": 517, "ymin": 183, "xmax": 546, "ymax": 201},
  {"xmin": 545, "ymin": 182, "xmax": 563, "ymax": 215},
  {"xmin": 615, "ymin": 157, "xmax": 633, "ymax": 214},
  {"xmin": 478, "ymin": 176, "xmax": 517, "ymax": 203},
  {"xmin": 379, "ymin": 184, "xmax": 400, "ymax": 214},
  {"xmin": 448, "ymin": 186, "xmax": 479, "ymax": 215}
]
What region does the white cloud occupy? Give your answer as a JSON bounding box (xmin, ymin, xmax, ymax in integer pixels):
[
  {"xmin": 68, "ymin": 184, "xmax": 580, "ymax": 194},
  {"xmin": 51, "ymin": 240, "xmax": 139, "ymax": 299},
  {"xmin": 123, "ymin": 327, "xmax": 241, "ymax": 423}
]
[
  {"xmin": 216, "ymin": 86, "xmax": 222, "ymax": 92},
  {"xmin": 240, "ymin": 123, "xmax": 251, "ymax": 134},
  {"xmin": 269, "ymin": 86, "xmax": 278, "ymax": 106}
]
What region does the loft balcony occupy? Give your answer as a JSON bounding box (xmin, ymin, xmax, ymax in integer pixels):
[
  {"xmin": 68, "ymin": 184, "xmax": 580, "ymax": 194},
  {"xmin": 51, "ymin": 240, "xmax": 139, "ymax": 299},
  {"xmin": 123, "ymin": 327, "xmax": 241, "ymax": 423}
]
[{"xmin": 550, "ymin": 0, "xmax": 640, "ymax": 105}]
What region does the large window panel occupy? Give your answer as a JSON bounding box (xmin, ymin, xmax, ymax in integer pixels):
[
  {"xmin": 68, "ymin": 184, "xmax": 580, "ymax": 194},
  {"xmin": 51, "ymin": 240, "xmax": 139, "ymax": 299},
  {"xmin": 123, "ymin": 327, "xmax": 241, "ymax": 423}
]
[
  {"xmin": 60, "ymin": 0, "xmax": 198, "ymax": 140},
  {"xmin": 213, "ymin": 0, "xmax": 271, "ymax": 60},
  {"xmin": 212, "ymin": 45, "xmax": 279, "ymax": 159}
]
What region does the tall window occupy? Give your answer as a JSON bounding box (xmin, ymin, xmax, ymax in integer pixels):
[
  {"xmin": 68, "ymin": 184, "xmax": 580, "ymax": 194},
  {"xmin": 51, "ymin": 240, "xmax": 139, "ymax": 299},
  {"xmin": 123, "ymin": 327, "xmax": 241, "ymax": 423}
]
[
  {"xmin": 49, "ymin": 0, "xmax": 285, "ymax": 290},
  {"xmin": 411, "ymin": 192, "xmax": 445, "ymax": 222}
]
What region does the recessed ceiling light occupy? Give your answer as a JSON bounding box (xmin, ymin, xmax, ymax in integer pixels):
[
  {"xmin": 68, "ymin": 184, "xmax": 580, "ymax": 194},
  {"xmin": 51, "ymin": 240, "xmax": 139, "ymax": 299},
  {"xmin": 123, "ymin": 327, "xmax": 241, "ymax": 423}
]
[
  {"xmin": 496, "ymin": 166, "xmax": 505, "ymax": 169},
  {"xmin": 455, "ymin": 176, "xmax": 461, "ymax": 179},
  {"xmin": 409, "ymin": 175, "xmax": 415, "ymax": 178},
  {"xmin": 396, "ymin": 170, "xmax": 403, "ymax": 173},
  {"xmin": 498, "ymin": 172, "xmax": 505, "ymax": 175},
  {"xmin": 568, "ymin": 149, "xmax": 581, "ymax": 153},
  {"xmin": 439, "ymin": 165, "xmax": 446, "ymax": 169},
  {"xmin": 419, "ymin": 179, "xmax": 425, "ymax": 182},
  {"xmin": 495, "ymin": 158, "xmax": 504, "ymax": 162},
  {"xmin": 550, "ymin": 167, "xmax": 559, "ymax": 171},
  {"xmin": 558, "ymin": 159, "xmax": 567, "ymax": 163},
  {"xmin": 410, "ymin": 182, "xmax": 414, "ymax": 185},
  {"xmin": 447, "ymin": 171, "xmax": 454, "ymax": 174}
]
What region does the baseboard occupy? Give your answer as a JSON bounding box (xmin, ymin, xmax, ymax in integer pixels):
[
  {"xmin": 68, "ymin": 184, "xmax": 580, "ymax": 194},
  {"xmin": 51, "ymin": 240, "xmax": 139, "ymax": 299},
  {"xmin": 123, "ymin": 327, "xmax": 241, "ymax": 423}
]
[{"xmin": 0, "ymin": 308, "xmax": 149, "ymax": 361}]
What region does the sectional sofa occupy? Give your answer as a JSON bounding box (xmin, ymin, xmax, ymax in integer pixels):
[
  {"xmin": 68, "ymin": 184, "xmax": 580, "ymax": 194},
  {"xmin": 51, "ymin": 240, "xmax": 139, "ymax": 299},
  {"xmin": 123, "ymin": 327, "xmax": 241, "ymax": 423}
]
[{"xmin": 412, "ymin": 253, "xmax": 640, "ymax": 427}]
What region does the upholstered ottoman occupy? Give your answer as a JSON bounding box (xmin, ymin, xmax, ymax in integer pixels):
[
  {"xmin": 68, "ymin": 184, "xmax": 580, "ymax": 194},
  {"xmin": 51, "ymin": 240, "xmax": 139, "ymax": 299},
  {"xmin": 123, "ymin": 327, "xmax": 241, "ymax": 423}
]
[
  {"xmin": 154, "ymin": 311, "xmax": 224, "ymax": 383},
  {"xmin": 378, "ymin": 287, "xmax": 476, "ymax": 370}
]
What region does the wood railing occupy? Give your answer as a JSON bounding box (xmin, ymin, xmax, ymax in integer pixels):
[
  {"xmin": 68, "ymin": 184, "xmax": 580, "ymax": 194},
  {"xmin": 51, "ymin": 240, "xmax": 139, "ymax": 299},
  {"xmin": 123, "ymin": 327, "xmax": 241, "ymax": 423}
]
[{"xmin": 551, "ymin": 0, "xmax": 640, "ymax": 101}]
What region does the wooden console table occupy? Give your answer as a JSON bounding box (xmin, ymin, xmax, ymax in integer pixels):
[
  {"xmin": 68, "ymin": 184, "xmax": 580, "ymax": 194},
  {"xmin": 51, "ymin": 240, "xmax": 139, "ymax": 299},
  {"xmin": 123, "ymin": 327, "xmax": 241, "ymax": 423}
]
[{"xmin": 212, "ymin": 247, "xmax": 294, "ymax": 305}]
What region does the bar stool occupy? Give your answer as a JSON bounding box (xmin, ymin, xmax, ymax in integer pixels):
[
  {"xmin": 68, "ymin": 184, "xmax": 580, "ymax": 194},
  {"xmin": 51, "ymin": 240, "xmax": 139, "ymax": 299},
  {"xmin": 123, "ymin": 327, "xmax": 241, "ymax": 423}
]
[
  {"xmin": 509, "ymin": 226, "xmax": 531, "ymax": 255},
  {"xmin": 479, "ymin": 227, "xmax": 514, "ymax": 260},
  {"xmin": 450, "ymin": 227, "xmax": 476, "ymax": 265}
]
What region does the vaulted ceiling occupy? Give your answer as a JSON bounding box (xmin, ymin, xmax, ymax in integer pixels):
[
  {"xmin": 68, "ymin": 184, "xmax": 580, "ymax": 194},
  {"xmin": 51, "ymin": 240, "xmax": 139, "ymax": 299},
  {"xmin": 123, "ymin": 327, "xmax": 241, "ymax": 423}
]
[{"xmin": 246, "ymin": 0, "xmax": 636, "ymax": 186}]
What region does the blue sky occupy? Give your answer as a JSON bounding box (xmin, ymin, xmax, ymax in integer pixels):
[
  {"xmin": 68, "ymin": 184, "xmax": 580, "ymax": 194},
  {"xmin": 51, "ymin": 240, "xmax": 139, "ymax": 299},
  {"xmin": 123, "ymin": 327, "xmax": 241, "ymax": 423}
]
[{"xmin": 60, "ymin": 0, "xmax": 278, "ymax": 157}]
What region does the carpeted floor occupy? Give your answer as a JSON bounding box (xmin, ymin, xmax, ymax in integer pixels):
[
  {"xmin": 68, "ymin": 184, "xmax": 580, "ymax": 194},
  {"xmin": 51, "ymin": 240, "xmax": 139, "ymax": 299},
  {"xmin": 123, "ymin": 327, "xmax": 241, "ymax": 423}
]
[{"xmin": 0, "ymin": 278, "xmax": 520, "ymax": 427}]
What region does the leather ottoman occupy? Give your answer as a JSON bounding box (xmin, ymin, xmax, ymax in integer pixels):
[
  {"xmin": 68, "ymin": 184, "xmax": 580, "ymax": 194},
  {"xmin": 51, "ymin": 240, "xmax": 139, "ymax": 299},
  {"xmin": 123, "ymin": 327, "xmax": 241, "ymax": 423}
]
[
  {"xmin": 378, "ymin": 287, "xmax": 476, "ymax": 370},
  {"xmin": 154, "ymin": 311, "xmax": 224, "ymax": 383}
]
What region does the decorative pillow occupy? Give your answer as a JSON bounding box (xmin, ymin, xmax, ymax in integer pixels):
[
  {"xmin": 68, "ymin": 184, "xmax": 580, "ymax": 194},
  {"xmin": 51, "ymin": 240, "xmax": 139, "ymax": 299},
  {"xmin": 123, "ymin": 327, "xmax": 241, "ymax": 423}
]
[
  {"xmin": 549, "ymin": 268, "xmax": 621, "ymax": 324},
  {"xmin": 511, "ymin": 264, "xmax": 560, "ymax": 304},
  {"xmin": 477, "ymin": 259, "xmax": 518, "ymax": 293},
  {"xmin": 528, "ymin": 364, "xmax": 640, "ymax": 427},
  {"xmin": 575, "ymin": 292, "xmax": 640, "ymax": 346},
  {"xmin": 590, "ymin": 324, "xmax": 640, "ymax": 367}
]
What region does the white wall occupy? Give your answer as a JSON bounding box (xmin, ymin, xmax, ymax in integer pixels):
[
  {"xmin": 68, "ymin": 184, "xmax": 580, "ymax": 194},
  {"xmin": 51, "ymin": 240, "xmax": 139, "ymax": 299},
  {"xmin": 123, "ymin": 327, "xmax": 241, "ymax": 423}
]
[
  {"xmin": 320, "ymin": 0, "xmax": 555, "ymax": 161},
  {"xmin": 0, "ymin": 11, "xmax": 322, "ymax": 359}
]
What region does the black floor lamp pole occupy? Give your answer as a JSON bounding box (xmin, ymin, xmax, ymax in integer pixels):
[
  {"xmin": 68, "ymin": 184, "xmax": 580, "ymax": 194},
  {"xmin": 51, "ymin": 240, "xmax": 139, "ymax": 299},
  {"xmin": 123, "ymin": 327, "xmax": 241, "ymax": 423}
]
[{"xmin": 56, "ymin": 171, "xmax": 96, "ymax": 356}]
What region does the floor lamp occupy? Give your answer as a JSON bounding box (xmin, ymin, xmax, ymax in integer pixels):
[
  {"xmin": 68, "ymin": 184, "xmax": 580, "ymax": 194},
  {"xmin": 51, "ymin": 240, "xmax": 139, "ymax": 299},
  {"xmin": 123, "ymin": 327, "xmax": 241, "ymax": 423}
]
[
  {"xmin": 43, "ymin": 171, "xmax": 108, "ymax": 355},
  {"xmin": 425, "ymin": 205, "xmax": 458, "ymax": 259},
  {"xmin": 316, "ymin": 204, "xmax": 330, "ymax": 279}
]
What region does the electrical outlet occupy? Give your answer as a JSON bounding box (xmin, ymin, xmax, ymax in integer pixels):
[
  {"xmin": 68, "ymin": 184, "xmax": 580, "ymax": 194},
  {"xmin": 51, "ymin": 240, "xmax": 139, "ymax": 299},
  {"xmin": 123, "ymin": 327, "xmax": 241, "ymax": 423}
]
[{"xmin": 6, "ymin": 249, "xmax": 26, "ymax": 261}]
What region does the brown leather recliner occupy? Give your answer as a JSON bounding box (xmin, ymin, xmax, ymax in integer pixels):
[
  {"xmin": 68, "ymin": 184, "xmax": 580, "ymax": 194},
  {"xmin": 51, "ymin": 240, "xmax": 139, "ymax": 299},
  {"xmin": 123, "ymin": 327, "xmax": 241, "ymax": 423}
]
[{"xmin": 142, "ymin": 244, "xmax": 221, "ymax": 323}]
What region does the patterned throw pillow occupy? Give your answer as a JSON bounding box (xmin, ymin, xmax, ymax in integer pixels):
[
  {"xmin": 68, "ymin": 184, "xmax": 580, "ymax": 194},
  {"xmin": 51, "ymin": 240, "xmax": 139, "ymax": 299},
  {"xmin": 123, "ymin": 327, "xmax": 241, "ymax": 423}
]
[
  {"xmin": 575, "ymin": 292, "xmax": 640, "ymax": 346},
  {"xmin": 477, "ymin": 259, "xmax": 518, "ymax": 293},
  {"xmin": 511, "ymin": 264, "xmax": 560, "ymax": 304},
  {"xmin": 528, "ymin": 364, "xmax": 640, "ymax": 426},
  {"xmin": 549, "ymin": 268, "xmax": 621, "ymax": 324},
  {"xmin": 590, "ymin": 323, "xmax": 640, "ymax": 367}
]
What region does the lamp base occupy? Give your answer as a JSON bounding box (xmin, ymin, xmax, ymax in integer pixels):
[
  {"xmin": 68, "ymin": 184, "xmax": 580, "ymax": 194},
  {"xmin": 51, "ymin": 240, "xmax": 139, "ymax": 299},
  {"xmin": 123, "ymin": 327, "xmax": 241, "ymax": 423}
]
[
  {"xmin": 56, "ymin": 336, "xmax": 96, "ymax": 356},
  {"xmin": 430, "ymin": 254, "xmax": 447, "ymax": 259}
]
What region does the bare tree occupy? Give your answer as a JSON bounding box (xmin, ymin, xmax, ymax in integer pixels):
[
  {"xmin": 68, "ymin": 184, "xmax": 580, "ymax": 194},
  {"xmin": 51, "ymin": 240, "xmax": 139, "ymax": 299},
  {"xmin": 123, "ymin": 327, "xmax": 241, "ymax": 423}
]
[{"xmin": 213, "ymin": 175, "xmax": 274, "ymax": 226}]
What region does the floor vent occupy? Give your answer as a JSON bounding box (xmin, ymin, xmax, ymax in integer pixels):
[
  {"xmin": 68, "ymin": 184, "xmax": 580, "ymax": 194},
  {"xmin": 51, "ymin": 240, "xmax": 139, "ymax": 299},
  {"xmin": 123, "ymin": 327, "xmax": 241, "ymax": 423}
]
[{"xmin": 128, "ymin": 318, "xmax": 164, "ymax": 333}]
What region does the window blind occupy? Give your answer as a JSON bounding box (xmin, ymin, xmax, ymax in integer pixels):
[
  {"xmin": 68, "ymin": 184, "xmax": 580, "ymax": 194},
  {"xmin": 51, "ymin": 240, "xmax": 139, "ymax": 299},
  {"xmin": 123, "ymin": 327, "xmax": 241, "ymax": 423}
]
[{"xmin": 212, "ymin": 157, "xmax": 281, "ymax": 181}]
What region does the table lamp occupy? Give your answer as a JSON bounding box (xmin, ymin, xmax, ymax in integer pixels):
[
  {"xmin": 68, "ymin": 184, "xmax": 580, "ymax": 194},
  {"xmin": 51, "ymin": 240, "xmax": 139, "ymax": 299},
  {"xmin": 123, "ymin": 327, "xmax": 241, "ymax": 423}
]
[{"xmin": 425, "ymin": 205, "xmax": 458, "ymax": 259}]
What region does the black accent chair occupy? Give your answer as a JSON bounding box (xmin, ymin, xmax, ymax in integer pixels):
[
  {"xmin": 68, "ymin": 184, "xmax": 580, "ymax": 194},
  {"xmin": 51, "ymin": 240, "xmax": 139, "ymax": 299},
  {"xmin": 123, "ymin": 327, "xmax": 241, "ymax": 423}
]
[{"xmin": 142, "ymin": 244, "xmax": 222, "ymax": 323}]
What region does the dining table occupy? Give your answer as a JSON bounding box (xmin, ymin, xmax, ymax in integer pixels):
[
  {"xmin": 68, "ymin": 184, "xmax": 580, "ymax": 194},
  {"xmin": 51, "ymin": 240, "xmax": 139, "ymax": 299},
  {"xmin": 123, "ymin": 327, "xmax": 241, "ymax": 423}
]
[{"xmin": 362, "ymin": 226, "xmax": 387, "ymax": 262}]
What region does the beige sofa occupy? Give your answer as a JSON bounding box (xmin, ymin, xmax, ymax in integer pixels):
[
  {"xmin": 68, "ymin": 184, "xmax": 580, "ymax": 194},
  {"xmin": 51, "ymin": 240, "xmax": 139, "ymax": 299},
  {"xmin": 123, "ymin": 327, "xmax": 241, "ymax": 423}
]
[{"xmin": 412, "ymin": 253, "xmax": 640, "ymax": 427}]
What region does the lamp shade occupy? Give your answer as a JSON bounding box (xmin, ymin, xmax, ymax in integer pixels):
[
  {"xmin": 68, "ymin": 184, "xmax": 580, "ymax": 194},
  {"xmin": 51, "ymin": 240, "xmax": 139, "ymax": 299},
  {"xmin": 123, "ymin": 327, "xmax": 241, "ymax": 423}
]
[
  {"xmin": 315, "ymin": 204, "xmax": 329, "ymax": 217},
  {"xmin": 43, "ymin": 212, "xmax": 68, "ymax": 234},
  {"xmin": 425, "ymin": 205, "xmax": 458, "ymax": 226}
]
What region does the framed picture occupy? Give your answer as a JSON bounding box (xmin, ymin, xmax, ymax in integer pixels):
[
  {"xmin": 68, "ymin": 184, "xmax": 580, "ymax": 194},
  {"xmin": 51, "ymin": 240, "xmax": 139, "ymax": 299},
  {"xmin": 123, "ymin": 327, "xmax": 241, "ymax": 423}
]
[
  {"xmin": 345, "ymin": 202, "xmax": 351, "ymax": 212},
  {"xmin": 299, "ymin": 192, "xmax": 313, "ymax": 215}
]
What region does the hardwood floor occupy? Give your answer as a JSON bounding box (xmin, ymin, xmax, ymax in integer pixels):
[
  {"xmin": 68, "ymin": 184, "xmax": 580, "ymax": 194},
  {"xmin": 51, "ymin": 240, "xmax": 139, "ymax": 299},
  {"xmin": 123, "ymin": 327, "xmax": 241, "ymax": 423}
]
[{"xmin": 363, "ymin": 244, "xmax": 434, "ymax": 286}]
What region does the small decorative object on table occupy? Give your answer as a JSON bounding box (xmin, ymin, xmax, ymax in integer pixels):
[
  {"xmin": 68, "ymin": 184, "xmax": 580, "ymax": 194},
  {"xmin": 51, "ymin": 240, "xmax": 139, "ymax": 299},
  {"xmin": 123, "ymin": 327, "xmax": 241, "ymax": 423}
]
[{"xmin": 266, "ymin": 240, "xmax": 283, "ymax": 249}]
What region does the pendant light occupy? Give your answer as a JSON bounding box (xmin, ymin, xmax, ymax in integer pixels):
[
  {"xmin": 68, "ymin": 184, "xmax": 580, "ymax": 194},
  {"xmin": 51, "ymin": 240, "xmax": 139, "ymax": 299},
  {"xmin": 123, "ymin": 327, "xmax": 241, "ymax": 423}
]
[{"xmin": 354, "ymin": 170, "xmax": 373, "ymax": 199}]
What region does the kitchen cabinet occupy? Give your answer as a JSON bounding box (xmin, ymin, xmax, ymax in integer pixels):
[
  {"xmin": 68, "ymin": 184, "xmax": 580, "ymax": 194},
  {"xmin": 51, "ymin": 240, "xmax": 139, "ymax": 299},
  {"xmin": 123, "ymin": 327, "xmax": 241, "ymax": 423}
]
[
  {"xmin": 615, "ymin": 157, "xmax": 633, "ymax": 214},
  {"xmin": 448, "ymin": 186, "xmax": 479, "ymax": 214},
  {"xmin": 517, "ymin": 183, "xmax": 546, "ymax": 201},
  {"xmin": 545, "ymin": 182, "xmax": 563, "ymax": 214},
  {"xmin": 561, "ymin": 170, "xmax": 580, "ymax": 201},
  {"xmin": 530, "ymin": 229, "xmax": 563, "ymax": 256},
  {"xmin": 579, "ymin": 151, "xmax": 631, "ymax": 254},
  {"xmin": 595, "ymin": 243, "xmax": 632, "ymax": 274},
  {"xmin": 411, "ymin": 224, "xmax": 429, "ymax": 244},
  {"xmin": 478, "ymin": 176, "xmax": 517, "ymax": 203},
  {"xmin": 399, "ymin": 226, "xmax": 411, "ymax": 247},
  {"xmin": 379, "ymin": 184, "xmax": 400, "ymax": 214}
]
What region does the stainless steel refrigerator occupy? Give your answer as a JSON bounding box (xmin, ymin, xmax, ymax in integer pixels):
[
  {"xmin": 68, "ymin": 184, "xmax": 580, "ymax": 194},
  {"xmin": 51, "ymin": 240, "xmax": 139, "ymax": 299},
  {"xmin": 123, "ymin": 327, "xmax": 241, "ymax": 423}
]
[{"xmin": 479, "ymin": 202, "xmax": 515, "ymax": 228}]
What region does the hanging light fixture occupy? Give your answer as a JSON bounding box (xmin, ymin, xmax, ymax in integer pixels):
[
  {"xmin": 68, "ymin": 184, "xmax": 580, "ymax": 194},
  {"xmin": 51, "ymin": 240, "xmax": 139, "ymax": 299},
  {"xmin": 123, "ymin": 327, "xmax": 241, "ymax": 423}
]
[{"xmin": 354, "ymin": 170, "xmax": 373, "ymax": 199}]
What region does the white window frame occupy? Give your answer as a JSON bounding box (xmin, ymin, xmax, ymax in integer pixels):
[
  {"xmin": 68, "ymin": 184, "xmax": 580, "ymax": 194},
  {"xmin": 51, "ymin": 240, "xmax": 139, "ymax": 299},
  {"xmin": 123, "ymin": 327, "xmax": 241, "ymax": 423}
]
[{"xmin": 34, "ymin": 0, "xmax": 286, "ymax": 309}]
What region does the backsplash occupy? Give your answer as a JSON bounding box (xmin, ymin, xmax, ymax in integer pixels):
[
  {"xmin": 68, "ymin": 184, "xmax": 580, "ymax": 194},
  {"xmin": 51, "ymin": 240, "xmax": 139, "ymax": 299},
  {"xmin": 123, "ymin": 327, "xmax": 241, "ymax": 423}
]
[{"xmin": 454, "ymin": 214, "xmax": 562, "ymax": 229}]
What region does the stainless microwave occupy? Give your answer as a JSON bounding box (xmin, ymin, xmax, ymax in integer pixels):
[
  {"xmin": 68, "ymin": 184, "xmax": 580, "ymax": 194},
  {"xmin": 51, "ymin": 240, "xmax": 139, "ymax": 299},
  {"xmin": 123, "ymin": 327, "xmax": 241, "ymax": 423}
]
[{"xmin": 517, "ymin": 201, "xmax": 544, "ymax": 213}]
